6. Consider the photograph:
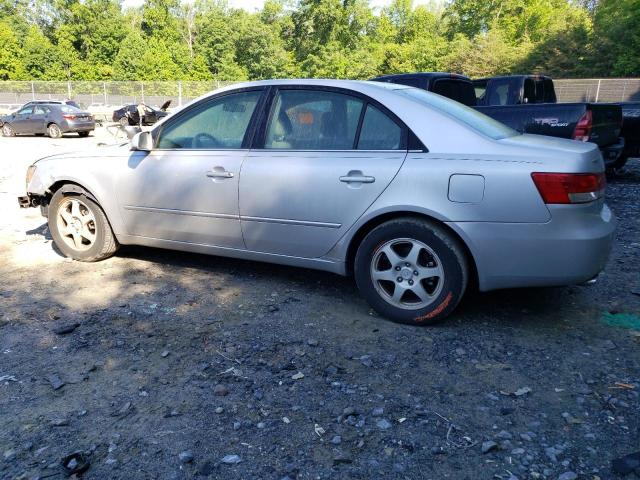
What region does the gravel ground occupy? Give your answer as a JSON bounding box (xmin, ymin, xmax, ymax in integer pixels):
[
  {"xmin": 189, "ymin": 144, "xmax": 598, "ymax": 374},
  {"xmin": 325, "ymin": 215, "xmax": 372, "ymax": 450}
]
[{"xmin": 1, "ymin": 131, "xmax": 639, "ymax": 480}]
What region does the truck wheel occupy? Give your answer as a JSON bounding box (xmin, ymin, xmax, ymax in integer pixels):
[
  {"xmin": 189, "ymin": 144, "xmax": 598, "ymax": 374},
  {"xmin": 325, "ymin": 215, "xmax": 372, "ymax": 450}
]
[
  {"xmin": 354, "ymin": 218, "xmax": 468, "ymax": 325},
  {"xmin": 2, "ymin": 124, "xmax": 15, "ymax": 137},
  {"xmin": 48, "ymin": 189, "xmax": 118, "ymax": 262},
  {"xmin": 48, "ymin": 123, "xmax": 62, "ymax": 138}
]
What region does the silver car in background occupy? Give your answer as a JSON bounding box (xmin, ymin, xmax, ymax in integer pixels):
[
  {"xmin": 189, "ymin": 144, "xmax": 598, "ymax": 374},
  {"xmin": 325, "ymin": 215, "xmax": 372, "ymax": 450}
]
[{"xmin": 18, "ymin": 80, "xmax": 616, "ymax": 325}]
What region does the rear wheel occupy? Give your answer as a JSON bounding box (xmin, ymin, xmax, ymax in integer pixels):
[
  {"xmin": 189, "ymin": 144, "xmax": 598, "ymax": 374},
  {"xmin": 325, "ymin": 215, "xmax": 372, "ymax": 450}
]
[
  {"xmin": 78, "ymin": 131, "xmax": 90, "ymax": 137},
  {"xmin": 354, "ymin": 218, "xmax": 468, "ymax": 325},
  {"xmin": 2, "ymin": 124, "xmax": 15, "ymax": 137},
  {"xmin": 48, "ymin": 123, "xmax": 62, "ymax": 138},
  {"xmin": 48, "ymin": 189, "xmax": 118, "ymax": 262}
]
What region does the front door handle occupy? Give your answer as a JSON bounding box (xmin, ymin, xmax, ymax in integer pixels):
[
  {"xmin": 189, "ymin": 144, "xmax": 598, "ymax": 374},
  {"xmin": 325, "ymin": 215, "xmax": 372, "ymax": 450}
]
[
  {"xmin": 206, "ymin": 168, "xmax": 234, "ymax": 179},
  {"xmin": 339, "ymin": 172, "xmax": 375, "ymax": 184}
]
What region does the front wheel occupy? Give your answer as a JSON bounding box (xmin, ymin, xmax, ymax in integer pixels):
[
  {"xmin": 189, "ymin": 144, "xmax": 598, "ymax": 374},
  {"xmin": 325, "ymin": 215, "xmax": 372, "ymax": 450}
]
[
  {"xmin": 2, "ymin": 124, "xmax": 15, "ymax": 137},
  {"xmin": 354, "ymin": 218, "xmax": 468, "ymax": 325},
  {"xmin": 48, "ymin": 123, "xmax": 62, "ymax": 138},
  {"xmin": 48, "ymin": 189, "xmax": 118, "ymax": 262}
]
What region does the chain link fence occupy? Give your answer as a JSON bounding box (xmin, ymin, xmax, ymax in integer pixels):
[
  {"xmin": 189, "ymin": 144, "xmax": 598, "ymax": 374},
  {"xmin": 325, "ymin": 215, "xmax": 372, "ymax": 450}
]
[
  {"xmin": 0, "ymin": 80, "xmax": 238, "ymax": 114},
  {"xmin": 0, "ymin": 78, "xmax": 638, "ymax": 116},
  {"xmin": 554, "ymin": 78, "xmax": 640, "ymax": 103}
]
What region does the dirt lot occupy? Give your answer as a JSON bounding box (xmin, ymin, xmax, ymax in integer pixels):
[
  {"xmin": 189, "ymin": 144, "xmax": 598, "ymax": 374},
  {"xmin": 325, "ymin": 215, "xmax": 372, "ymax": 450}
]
[{"xmin": 1, "ymin": 130, "xmax": 639, "ymax": 480}]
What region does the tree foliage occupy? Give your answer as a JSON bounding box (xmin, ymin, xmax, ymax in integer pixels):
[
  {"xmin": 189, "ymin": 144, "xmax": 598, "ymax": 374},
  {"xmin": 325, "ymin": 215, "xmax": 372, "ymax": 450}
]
[{"xmin": 0, "ymin": 0, "xmax": 637, "ymax": 80}]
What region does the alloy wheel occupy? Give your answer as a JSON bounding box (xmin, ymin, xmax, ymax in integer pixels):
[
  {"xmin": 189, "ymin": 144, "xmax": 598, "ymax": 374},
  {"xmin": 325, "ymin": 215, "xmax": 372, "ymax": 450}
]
[
  {"xmin": 370, "ymin": 238, "xmax": 444, "ymax": 310},
  {"xmin": 56, "ymin": 198, "xmax": 97, "ymax": 251}
]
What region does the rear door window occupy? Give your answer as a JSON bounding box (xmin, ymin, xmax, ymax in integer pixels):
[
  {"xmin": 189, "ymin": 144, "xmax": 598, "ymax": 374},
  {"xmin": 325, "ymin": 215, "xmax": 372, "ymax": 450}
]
[{"xmin": 264, "ymin": 89, "xmax": 363, "ymax": 150}]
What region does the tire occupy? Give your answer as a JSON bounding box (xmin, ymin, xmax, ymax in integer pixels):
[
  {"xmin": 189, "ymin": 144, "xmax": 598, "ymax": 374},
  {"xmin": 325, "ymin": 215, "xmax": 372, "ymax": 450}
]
[
  {"xmin": 354, "ymin": 218, "xmax": 468, "ymax": 325},
  {"xmin": 119, "ymin": 117, "xmax": 129, "ymax": 127},
  {"xmin": 48, "ymin": 188, "xmax": 119, "ymax": 262},
  {"xmin": 2, "ymin": 123, "xmax": 15, "ymax": 137},
  {"xmin": 48, "ymin": 123, "xmax": 62, "ymax": 139},
  {"xmin": 78, "ymin": 131, "xmax": 90, "ymax": 137}
]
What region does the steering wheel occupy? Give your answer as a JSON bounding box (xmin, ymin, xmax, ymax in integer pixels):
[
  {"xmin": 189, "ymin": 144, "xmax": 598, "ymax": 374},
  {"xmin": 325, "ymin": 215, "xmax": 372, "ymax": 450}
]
[{"xmin": 194, "ymin": 132, "xmax": 221, "ymax": 149}]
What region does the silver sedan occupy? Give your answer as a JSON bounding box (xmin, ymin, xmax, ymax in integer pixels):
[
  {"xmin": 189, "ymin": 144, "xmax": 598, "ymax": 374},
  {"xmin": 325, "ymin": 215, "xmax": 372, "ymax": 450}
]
[{"xmin": 19, "ymin": 80, "xmax": 616, "ymax": 324}]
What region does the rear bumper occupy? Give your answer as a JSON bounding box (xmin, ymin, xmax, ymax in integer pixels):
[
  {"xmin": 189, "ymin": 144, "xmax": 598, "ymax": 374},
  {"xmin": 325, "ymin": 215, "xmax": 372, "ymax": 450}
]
[
  {"xmin": 600, "ymin": 138, "xmax": 625, "ymax": 166},
  {"xmin": 62, "ymin": 119, "xmax": 96, "ymax": 132},
  {"xmin": 450, "ymin": 203, "xmax": 617, "ymax": 291}
]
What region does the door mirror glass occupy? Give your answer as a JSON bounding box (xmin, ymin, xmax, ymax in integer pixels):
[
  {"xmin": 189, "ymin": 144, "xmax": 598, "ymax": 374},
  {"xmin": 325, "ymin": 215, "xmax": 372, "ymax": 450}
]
[{"xmin": 131, "ymin": 131, "xmax": 153, "ymax": 151}]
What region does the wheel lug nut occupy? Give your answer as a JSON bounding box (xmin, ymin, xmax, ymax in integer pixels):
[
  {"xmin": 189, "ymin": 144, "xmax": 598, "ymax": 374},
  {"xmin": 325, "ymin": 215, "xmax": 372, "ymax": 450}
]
[
  {"xmin": 414, "ymin": 270, "xmax": 419, "ymax": 276},
  {"xmin": 397, "ymin": 277, "xmax": 403, "ymax": 283},
  {"xmin": 405, "ymin": 262, "xmax": 410, "ymax": 267},
  {"xmin": 395, "ymin": 266, "xmax": 401, "ymax": 271},
  {"xmin": 408, "ymin": 280, "xmax": 414, "ymax": 286}
]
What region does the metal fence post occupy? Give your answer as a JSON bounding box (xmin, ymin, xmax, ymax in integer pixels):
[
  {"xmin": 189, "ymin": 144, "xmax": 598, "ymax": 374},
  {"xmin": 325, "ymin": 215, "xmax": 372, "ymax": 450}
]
[
  {"xmin": 103, "ymin": 82, "xmax": 107, "ymax": 105},
  {"xmin": 595, "ymin": 79, "xmax": 601, "ymax": 103},
  {"xmin": 31, "ymin": 81, "xmax": 35, "ymax": 100},
  {"xmin": 178, "ymin": 81, "xmax": 182, "ymax": 107},
  {"xmin": 141, "ymin": 82, "xmax": 144, "ymax": 103},
  {"xmin": 67, "ymin": 81, "xmax": 72, "ymax": 100}
]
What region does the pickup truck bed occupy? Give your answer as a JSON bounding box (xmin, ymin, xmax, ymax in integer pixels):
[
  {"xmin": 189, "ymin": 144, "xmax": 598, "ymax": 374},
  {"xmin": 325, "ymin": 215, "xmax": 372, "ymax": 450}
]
[{"xmin": 476, "ymin": 103, "xmax": 624, "ymax": 165}]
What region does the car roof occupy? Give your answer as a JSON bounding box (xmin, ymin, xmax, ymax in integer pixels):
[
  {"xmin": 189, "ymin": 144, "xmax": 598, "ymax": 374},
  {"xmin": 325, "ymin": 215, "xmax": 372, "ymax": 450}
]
[{"xmin": 372, "ymin": 72, "xmax": 472, "ymax": 82}]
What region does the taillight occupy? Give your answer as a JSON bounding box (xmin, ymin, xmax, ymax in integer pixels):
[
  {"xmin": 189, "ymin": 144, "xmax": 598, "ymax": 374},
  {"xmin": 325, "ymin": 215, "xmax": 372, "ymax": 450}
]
[
  {"xmin": 572, "ymin": 110, "xmax": 592, "ymax": 142},
  {"xmin": 531, "ymin": 172, "xmax": 606, "ymax": 204},
  {"xmin": 63, "ymin": 114, "xmax": 76, "ymax": 120}
]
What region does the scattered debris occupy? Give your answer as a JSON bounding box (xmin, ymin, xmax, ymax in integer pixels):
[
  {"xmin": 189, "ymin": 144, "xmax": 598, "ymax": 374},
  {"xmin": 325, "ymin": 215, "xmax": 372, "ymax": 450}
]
[
  {"xmin": 46, "ymin": 374, "xmax": 65, "ymax": 390},
  {"xmin": 221, "ymin": 454, "xmax": 241, "ymax": 464},
  {"xmin": 0, "ymin": 375, "xmax": 17, "ymax": 383},
  {"xmin": 482, "ymin": 441, "xmax": 498, "ymax": 454},
  {"xmin": 61, "ymin": 451, "xmax": 90, "ymax": 476},
  {"xmin": 213, "ymin": 384, "xmax": 229, "ymax": 396},
  {"xmin": 53, "ymin": 322, "xmax": 80, "ymax": 335},
  {"xmin": 291, "ymin": 372, "xmax": 305, "ymax": 380},
  {"xmin": 314, "ymin": 424, "xmax": 325, "ymax": 437}
]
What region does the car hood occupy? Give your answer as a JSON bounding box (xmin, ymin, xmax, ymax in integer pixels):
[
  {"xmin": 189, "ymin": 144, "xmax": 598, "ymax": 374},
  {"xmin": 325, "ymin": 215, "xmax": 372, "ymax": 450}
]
[{"xmin": 33, "ymin": 143, "xmax": 131, "ymax": 164}]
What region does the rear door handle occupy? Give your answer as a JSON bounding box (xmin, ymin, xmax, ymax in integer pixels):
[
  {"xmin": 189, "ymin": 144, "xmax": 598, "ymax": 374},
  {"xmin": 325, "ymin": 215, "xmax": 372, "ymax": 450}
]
[
  {"xmin": 206, "ymin": 169, "xmax": 234, "ymax": 179},
  {"xmin": 340, "ymin": 174, "xmax": 375, "ymax": 184}
]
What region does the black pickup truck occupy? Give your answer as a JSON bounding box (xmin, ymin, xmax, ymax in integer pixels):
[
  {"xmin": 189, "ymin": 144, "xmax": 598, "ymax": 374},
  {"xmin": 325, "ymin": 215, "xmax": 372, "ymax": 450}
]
[
  {"xmin": 473, "ymin": 75, "xmax": 638, "ymax": 168},
  {"xmin": 372, "ymin": 73, "xmax": 625, "ymax": 168}
]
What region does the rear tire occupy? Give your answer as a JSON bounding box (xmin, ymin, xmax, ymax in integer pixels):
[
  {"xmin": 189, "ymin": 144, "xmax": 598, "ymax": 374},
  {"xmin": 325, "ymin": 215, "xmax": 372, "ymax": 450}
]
[
  {"xmin": 78, "ymin": 131, "xmax": 90, "ymax": 137},
  {"xmin": 48, "ymin": 188, "xmax": 119, "ymax": 262},
  {"xmin": 48, "ymin": 123, "xmax": 62, "ymax": 139},
  {"xmin": 2, "ymin": 124, "xmax": 15, "ymax": 137},
  {"xmin": 354, "ymin": 218, "xmax": 468, "ymax": 325}
]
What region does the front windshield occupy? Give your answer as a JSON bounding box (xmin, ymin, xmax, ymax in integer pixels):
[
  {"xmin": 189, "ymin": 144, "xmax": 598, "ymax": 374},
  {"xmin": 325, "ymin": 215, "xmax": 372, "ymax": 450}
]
[{"xmin": 398, "ymin": 88, "xmax": 519, "ymax": 140}]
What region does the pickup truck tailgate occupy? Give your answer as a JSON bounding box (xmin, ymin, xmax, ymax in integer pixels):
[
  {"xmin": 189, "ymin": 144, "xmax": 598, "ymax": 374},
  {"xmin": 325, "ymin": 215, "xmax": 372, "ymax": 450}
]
[{"xmin": 589, "ymin": 103, "xmax": 622, "ymax": 147}]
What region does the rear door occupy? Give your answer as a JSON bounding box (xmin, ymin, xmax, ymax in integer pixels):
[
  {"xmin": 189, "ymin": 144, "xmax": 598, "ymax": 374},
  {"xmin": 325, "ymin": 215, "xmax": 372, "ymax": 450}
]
[
  {"xmin": 30, "ymin": 105, "xmax": 49, "ymax": 133},
  {"xmin": 239, "ymin": 86, "xmax": 409, "ymax": 258}
]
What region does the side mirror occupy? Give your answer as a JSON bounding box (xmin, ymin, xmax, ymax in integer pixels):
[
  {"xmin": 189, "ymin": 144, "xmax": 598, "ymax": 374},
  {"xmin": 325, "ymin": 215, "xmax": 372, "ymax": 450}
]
[{"xmin": 130, "ymin": 131, "xmax": 153, "ymax": 151}]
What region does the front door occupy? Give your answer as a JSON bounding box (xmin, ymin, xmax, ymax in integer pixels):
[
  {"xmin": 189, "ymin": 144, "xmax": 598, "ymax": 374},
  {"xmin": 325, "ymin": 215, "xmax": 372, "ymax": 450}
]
[
  {"xmin": 239, "ymin": 88, "xmax": 408, "ymax": 258},
  {"xmin": 117, "ymin": 89, "xmax": 264, "ymax": 248},
  {"xmin": 12, "ymin": 106, "xmax": 34, "ymax": 134}
]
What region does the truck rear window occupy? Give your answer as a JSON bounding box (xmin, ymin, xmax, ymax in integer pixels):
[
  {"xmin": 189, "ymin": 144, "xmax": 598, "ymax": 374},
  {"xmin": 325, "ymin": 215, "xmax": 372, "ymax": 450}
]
[
  {"xmin": 399, "ymin": 88, "xmax": 519, "ymax": 140},
  {"xmin": 431, "ymin": 79, "xmax": 477, "ymax": 107}
]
